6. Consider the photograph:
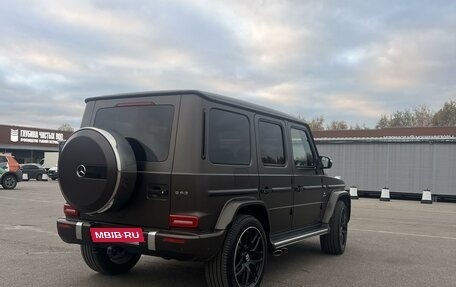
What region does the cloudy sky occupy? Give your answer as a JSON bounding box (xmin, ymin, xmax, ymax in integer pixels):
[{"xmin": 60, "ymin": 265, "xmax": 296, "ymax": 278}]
[{"xmin": 0, "ymin": 0, "xmax": 455, "ymax": 129}]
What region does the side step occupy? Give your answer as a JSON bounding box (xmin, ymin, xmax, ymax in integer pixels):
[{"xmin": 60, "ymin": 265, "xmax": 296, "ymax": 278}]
[{"xmin": 270, "ymin": 226, "xmax": 329, "ymax": 250}]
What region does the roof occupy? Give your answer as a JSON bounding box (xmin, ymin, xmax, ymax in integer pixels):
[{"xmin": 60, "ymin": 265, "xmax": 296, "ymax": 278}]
[
  {"xmin": 314, "ymin": 127, "xmax": 456, "ymax": 143},
  {"xmin": 85, "ymin": 90, "xmax": 307, "ymax": 125}
]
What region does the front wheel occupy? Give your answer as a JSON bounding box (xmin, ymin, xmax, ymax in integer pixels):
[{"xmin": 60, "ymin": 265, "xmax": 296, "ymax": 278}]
[
  {"xmin": 205, "ymin": 215, "xmax": 267, "ymax": 287},
  {"xmin": 80, "ymin": 245, "xmax": 141, "ymax": 275},
  {"xmin": 1, "ymin": 174, "xmax": 17, "ymax": 189},
  {"xmin": 320, "ymin": 200, "xmax": 348, "ymax": 255}
]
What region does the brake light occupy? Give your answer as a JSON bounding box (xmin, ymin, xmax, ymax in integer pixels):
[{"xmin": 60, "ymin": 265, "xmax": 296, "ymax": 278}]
[
  {"xmin": 169, "ymin": 215, "xmax": 199, "ymax": 229},
  {"xmin": 116, "ymin": 101, "xmax": 155, "ymax": 107},
  {"xmin": 64, "ymin": 203, "xmax": 79, "ymax": 217}
]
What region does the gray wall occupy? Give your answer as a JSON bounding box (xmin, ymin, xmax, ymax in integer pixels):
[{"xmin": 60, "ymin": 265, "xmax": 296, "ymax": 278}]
[{"xmin": 317, "ymin": 142, "xmax": 456, "ymax": 196}]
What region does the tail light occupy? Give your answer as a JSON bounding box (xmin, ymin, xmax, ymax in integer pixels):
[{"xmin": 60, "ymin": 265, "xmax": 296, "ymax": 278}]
[
  {"xmin": 169, "ymin": 214, "xmax": 199, "ymax": 229},
  {"xmin": 64, "ymin": 203, "xmax": 79, "ymax": 217}
]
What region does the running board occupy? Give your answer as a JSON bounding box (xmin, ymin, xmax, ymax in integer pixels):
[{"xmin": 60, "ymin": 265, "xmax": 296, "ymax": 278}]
[{"xmin": 271, "ymin": 226, "xmax": 329, "ymax": 249}]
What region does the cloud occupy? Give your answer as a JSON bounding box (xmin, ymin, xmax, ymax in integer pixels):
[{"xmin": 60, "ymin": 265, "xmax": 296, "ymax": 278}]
[{"xmin": 0, "ymin": 0, "xmax": 455, "ymax": 129}]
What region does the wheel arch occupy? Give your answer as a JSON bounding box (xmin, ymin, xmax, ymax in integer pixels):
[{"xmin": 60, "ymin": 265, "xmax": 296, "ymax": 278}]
[
  {"xmin": 214, "ymin": 197, "xmax": 270, "ymax": 235},
  {"xmin": 322, "ymin": 191, "xmax": 351, "ymax": 224},
  {"xmin": 1, "ymin": 172, "xmax": 18, "ymax": 181}
]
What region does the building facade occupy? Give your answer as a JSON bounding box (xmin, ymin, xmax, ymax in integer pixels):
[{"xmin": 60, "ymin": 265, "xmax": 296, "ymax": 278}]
[{"xmin": 0, "ymin": 124, "xmax": 72, "ymax": 164}]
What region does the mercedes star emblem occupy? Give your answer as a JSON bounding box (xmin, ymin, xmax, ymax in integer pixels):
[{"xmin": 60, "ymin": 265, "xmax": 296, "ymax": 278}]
[{"xmin": 76, "ymin": 164, "xmax": 87, "ymax": 178}]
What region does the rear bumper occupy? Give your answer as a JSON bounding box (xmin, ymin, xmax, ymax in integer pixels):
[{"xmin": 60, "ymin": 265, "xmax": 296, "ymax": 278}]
[{"xmin": 56, "ymin": 218, "xmax": 225, "ymax": 261}]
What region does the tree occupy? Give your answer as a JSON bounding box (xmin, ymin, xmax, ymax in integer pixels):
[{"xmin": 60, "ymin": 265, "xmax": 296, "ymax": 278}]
[
  {"xmin": 296, "ymin": 115, "xmax": 325, "ymax": 131},
  {"xmin": 58, "ymin": 123, "xmax": 74, "ymax": 132},
  {"xmin": 412, "ymin": 105, "xmax": 434, "ymax": 127},
  {"xmin": 432, "ymin": 100, "xmax": 456, "ymax": 127},
  {"xmin": 308, "ymin": 116, "xmax": 325, "ymax": 131},
  {"xmin": 376, "ymin": 115, "xmax": 390, "ymax": 129},
  {"xmin": 326, "ymin": 120, "xmax": 348, "ymax": 130},
  {"xmin": 389, "ymin": 110, "xmax": 414, "ymax": 128},
  {"xmin": 375, "ymin": 105, "xmax": 435, "ymax": 128}
]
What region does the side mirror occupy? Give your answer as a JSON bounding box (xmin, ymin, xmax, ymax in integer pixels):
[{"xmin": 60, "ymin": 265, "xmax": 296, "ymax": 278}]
[{"xmin": 319, "ymin": 156, "xmax": 333, "ymax": 169}]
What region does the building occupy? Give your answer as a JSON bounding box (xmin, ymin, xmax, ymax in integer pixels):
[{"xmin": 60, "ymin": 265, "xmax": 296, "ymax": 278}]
[
  {"xmin": 0, "ymin": 124, "xmax": 72, "ymax": 164},
  {"xmin": 313, "ymin": 127, "xmax": 456, "ymax": 200}
]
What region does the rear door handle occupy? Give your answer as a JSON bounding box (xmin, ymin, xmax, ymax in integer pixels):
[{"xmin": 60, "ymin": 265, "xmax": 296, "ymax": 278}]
[{"xmin": 261, "ymin": 187, "xmax": 272, "ymax": 194}]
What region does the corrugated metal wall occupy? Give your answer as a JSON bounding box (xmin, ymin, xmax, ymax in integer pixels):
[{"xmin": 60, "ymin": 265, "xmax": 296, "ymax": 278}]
[{"xmin": 317, "ymin": 142, "xmax": 456, "ymax": 196}]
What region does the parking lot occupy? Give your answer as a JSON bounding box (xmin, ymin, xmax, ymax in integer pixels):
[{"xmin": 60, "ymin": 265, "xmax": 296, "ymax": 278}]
[{"xmin": 1, "ymin": 181, "xmax": 455, "ymax": 287}]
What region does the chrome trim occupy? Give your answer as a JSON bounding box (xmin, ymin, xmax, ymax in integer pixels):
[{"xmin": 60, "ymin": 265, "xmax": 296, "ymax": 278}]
[
  {"xmin": 328, "ymin": 184, "xmax": 345, "ymax": 189},
  {"xmin": 76, "ymin": 222, "xmax": 83, "ymax": 240},
  {"xmin": 273, "ymin": 228, "xmax": 329, "ymax": 249},
  {"xmin": 148, "ymin": 231, "xmax": 157, "ymax": 251},
  {"xmin": 301, "ymin": 185, "xmax": 322, "ymax": 190},
  {"xmin": 208, "ymin": 188, "xmax": 258, "ymax": 196},
  {"xmin": 271, "ymin": 187, "xmax": 292, "ymax": 192},
  {"xmin": 293, "ymin": 202, "xmax": 322, "ymax": 208}
]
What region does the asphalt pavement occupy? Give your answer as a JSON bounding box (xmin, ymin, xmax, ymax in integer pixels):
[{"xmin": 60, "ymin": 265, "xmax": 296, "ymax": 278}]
[{"xmin": 1, "ymin": 181, "xmax": 455, "ymax": 286}]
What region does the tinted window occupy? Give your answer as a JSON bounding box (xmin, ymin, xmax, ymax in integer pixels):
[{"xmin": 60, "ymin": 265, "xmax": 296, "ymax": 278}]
[
  {"xmin": 258, "ymin": 121, "xmax": 285, "ymax": 165},
  {"xmin": 94, "ymin": 105, "xmax": 174, "ymax": 162},
  {"xmin": 291, "ymin": 128, "xmax": 315, "ymax": 167},
  {"xmin": 23, "ymin": 165, "xmax": 37, "ymax": 169},
  {"xmin": 209, "ymin": 109, "xmax": 250, "ymax": 165},
  {"xmin": 0, "ymin": 156, "xmax": 6, "ymax": 163}
]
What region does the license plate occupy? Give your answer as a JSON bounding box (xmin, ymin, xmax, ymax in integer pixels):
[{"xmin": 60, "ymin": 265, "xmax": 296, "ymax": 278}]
[{"xmin": 90, "ymin": 227, "xmax": 145, "ymax": 243}]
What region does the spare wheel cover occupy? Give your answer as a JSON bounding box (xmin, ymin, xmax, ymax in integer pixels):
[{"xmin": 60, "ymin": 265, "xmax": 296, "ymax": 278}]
[{"xmin": 59, "ymin": 127, "xmax": 136, "ymax": 214}]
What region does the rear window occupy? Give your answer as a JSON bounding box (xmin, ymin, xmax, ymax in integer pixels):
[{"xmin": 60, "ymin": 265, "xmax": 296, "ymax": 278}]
[{"xmin": 94, "ymin": 105, "xmax": 174, "ymax": 162}]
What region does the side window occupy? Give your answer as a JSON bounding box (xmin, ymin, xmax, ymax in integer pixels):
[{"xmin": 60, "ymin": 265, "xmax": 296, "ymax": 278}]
[
  {"xmin": 258, "ymin": 121, "xmax": 286, "ymax": 165},
  {"xmin": 209, "ymin": 109, "xmax": 250, "ymax": 165},
  {"xmin": 290, "ymin": 128, "xmax": 315, "ymax": 167}
]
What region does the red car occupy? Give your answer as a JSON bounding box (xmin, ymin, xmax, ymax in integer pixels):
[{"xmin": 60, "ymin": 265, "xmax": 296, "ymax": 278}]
[{"xmin": 0, "ymin": 154, "xmax": 23, "ymax": 189}]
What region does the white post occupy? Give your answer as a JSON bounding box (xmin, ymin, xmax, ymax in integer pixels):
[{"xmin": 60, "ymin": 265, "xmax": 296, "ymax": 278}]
[
  {"xmin": 22, "ymin": 173, "xmax": 28, "ymax": 181},
  {"xmin": 349, "ymin": 187, "xmax": 359, "ymax": 199},
  {"xmin": 421, "ymin": 189, "xmax": 432, "ymax": 204},
  {"xmin": 380, "ymin": 187, "xmax": 390, "ymax": 201}
]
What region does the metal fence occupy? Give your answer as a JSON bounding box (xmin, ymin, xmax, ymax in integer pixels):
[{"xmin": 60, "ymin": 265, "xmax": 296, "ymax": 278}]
[{"xmin": 316, "ymin": 140, "xmax": 456, "ymax": 196}]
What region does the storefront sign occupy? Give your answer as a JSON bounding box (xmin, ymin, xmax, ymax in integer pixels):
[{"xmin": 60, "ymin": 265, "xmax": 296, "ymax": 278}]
[
  {"xmin": 0, "ymin": 125, "xmax": 72, "ymax": 148},
  {"xmin": 10, "ymin": 128, "xmax": 64, "ymax": 145}
]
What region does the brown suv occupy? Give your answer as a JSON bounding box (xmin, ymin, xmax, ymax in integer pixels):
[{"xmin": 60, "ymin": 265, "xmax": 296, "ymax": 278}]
[
  {"xmin": 0, "ymin": 153, "xmax": 22, "ymax": 189},
  {"xmin": 57, "ymin": 90, "xmax": 350, "ymax": 287}
]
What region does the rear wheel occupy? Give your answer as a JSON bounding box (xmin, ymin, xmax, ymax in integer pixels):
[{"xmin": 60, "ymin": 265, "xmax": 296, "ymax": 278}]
[
  {"xmin": 205, "ymin": 215, "xmax": 267, "ymax": 287},
  {"xmin": 80, "ymin": 245, "xmax": 141, "ymax": 275},
  {"xmin": 1, "ymin": 174, "xmax": 17, "ymax": 189},
  {"xmin": 320, "ymin": 200, "xmax": 348, "ymax": 255},
  {"xmin": 36, "ymin": 174, "xmax": 42, "ymax": 181}
]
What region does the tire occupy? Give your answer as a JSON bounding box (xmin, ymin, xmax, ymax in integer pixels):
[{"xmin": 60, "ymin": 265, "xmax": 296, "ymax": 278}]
[
  {"xmin": 320, "ymin": 200, "xmax": 348, "ymax": 255},
  {"xmin": 205, "ymin": 215, "xmax": 267, "ymax": 287},
  {"xmin": 80, "ymin": 245, "xmax": 141, "ymax": 275},
  {"xmin": 36, "ymin": 174, "xmax": 42, "ymax": 181},
  {"xmin": 52, "ymin": 178, "xmax": 57, "ymax": 181},
  {"xmin": 1, "ymin": 174, "xmax": 17, "ymax": 189}
]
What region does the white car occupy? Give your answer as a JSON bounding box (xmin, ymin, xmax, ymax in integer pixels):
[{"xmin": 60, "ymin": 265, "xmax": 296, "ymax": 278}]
[{"xmin": 48, "ymin": 165, "xmax": 58, "ymax": 180}]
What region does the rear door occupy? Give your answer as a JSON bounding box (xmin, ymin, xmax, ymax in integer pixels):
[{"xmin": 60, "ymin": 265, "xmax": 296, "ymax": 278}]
[
  {"xmin": 288, "ymin": 124, "xmax": 324, "ymax": 229},
  {"xmin": 255, "ymin": 116, "xmax": 293, "ymax": 234},
  {"xmin": 79, "ymin": 95, "xmax": 181, "ymax": 228}
]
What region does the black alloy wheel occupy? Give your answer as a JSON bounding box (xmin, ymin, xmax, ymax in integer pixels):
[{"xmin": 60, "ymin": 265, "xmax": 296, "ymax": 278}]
[
  {"xmin": 233, "ymin": 226, "xmax": 266, "ymax": 286},
  {"xmin": 205, "ymin": 215, "xmax": 267, "ymax": 287},
  {"xmin": 339, "ymin": 206, "xmax": 348, "ymax": 248}
]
